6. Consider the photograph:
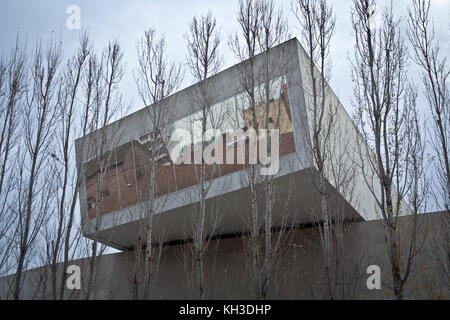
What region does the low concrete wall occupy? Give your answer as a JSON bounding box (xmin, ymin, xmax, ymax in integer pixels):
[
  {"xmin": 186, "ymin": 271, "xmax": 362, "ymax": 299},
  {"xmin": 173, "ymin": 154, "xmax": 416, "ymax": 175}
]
[{"xmin": 1, "ymin": 212, "xmax": 448, "ymax": 299}]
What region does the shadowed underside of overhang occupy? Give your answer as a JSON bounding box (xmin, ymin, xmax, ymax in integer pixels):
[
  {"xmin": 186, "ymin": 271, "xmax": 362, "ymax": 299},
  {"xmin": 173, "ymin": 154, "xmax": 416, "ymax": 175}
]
[{"xmin": 90, "ymin": 167, "xmax": 363, "ymax": 250}]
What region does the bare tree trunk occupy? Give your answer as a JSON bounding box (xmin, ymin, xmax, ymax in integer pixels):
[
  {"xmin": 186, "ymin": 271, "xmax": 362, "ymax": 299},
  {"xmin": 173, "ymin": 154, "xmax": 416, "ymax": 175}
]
[
  {"xmin": 85, "ymin": 40, "xmax": 124, "ymax": 300},
  {"xmin": 185, "ymin": 11, "xmax": 222, "ymax": 299},
  {"xmin": 134, "ymin": 28, "xmax": 181, "ymax": 299},
  {"xmin": 351, "ymin": 0, "xmax": 424, "ymax": 300},
  {"xmin": 48, "ymin": 33, "xmax": 90, "ymax": 300},
  {"xmin": 261, "ymin": 41, "xmax": 273, "ymax": 299},
  {"xmin": 230, "ymin": 0, "xmax": 261, "ymax": 298},
  {"xmin": 142, "ymin": 159, "xmax": 155, "ymax": 299},
  {"xmin": 292, "ymin": 0, "xmax": 336, "ymax": 299},
  {"xmin": 230, "ymin": 0, "xmax": 288, "ymax": 299}
]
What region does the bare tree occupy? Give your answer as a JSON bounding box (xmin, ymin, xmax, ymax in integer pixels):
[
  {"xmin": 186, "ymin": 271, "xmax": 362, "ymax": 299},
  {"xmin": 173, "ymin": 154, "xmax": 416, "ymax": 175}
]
[
  {"xmin": 292, "ymin": 0, "xmax": 339, "ymax": 299},
  {"xmin": 0, "ymin": 36, "xmax": 26, "ymax": 194},
  {"xmin": 57, "ymin": 33, "xmax": 96, "ymax": 300},
  {"xmin": 229, "ymin": 0, "xmax": 262, "ymax": 298},
  {"xmin": 83, "ymin": 40, "xmax": 125, "ymax": 300},
  {"xmin": 408, "ymin": 0, "xmax": 449, "ymax": 211},
  {"xmin": 292, "ymin": 0, "xmax": 366, "ymax": 300},
  {"xmin": 185, "ymin": 11, "xmax": 222, "ymax": 300},
  {"xmin": 230, "ymin": 0, "xmax": 289, "ymax": 299},
  {"xmin": 133, "ymin": 28, "xmax": 182, "ymax": 300},
  {"xmin": 257, "ymin": 0, "xmax": 289, "ymax": 300},
  {"xmin": 41, "ymin": 32, "xmax": 91, "ymax": 300},
  {"xmin": 0, "ymin": 36, "xmax": 27, "ymax": 279},
  {"xmin": 407, "ymin": 0, "xmax": 450, "ymax": 288},
  {"xmin": 351, "ymin": 0, "xmax": 424, "ymax": 299},
  {"xmin": 12, "ymin": 35, "xmax": 62, "ymax": 299}
]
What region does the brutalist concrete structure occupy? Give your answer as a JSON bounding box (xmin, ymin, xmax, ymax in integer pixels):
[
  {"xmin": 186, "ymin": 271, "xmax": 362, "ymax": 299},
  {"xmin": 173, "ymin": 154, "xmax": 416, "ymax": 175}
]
[
  {"xmin": 0, "ymin": 212, "xmax": 448, "ymax": 299},
  {"xmin": 74, "ymin": 38, "xmax": 400, "ymax": 250},
  {"xmin": 1, "ymin": 38, "xmax": 446, "ymax": 300}
]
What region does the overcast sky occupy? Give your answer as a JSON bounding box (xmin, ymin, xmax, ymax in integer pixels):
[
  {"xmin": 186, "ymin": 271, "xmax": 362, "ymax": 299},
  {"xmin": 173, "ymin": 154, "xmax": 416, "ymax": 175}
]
[{"xmin": 0, "ymin": 0, "xmax": 449, "ymax": 116}]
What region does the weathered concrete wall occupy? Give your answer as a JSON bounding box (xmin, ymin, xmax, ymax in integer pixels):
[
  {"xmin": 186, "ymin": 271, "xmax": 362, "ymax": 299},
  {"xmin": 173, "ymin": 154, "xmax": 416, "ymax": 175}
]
[
  {"xmin": 295, "ymin": 41, "xmax": 410, "ymax": 222},
  {"xmin": 75, "ymin": 38, "xmax": 307, "ymax": 245},
  {"xmin": 74, "ymin": 37, "xmax": 413, "ymax": 255},
  {"xmin": 0, "ymin": 212, "xmax": 448, "ymax": 300}
]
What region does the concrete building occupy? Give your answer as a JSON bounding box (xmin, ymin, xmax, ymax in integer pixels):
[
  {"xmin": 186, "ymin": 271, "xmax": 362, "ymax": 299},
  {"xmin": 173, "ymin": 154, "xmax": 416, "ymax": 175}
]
[
  {"xmin": 75, "ymin": 38, "xmax": 392, "ymax": 250},
  {"xmin": 0, "ymin": 212, "xmax": 447, "ymax": 299},
  {"xmin": 0, "ymin": 38, "xmax": 447, "ymax": 299}
]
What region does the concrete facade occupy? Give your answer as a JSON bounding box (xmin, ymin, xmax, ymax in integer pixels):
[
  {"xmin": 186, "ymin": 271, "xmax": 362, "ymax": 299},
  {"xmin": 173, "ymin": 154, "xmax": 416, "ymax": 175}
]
[
  {"xmin": 1, "ymin": 38, "xmax": 444, "ymax": 300},
  {"xmin": 0, "ymin": 212, "xmax": 448, "ymax": 299},
  {"xmin": 74, "ymin": 38, "xmax": 393, "ymax": 251}
]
